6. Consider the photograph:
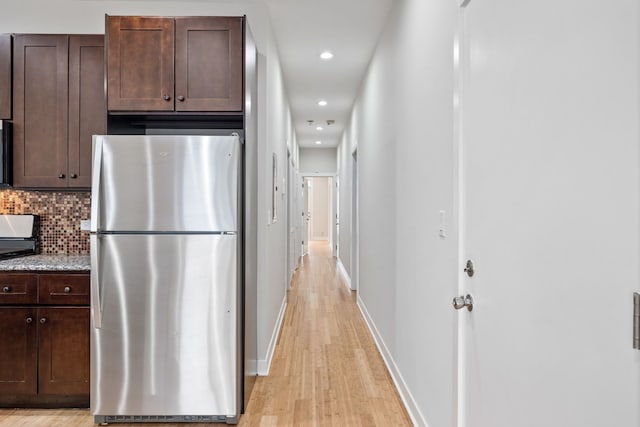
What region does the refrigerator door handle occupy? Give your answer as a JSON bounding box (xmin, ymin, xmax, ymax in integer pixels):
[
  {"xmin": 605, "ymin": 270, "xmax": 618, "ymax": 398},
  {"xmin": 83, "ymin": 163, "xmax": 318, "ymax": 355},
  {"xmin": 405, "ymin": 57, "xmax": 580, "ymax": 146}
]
[
  {"xmin": 90, "ymin": 135, "xmax": 103, "ymax": 233},
  {"xmin": 90, "ymin": 234, "xmax": 102, "ymax": 329}
]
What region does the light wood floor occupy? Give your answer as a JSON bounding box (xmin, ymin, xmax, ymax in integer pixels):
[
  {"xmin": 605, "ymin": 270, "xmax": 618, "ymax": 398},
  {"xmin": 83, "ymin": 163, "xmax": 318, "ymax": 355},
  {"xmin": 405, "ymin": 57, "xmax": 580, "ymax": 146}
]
[{"xmin": 0, "ymin": 241, "xmax": 411, "ymax": 426}]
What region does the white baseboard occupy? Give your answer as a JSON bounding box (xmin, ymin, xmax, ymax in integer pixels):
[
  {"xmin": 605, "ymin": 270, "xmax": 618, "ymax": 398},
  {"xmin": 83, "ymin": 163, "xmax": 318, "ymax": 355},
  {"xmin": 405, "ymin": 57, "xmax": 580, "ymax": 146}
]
[
  {"xmin": 357, "ymin": 295, "xmax": 429, "ymax": 427},
  {"xmin": 257, "ymin": 295, "xmax": 287, "ymax": 376},
  {"xmin": 336, "ymin": 258, "xmax": 352, "ymax": 291}
]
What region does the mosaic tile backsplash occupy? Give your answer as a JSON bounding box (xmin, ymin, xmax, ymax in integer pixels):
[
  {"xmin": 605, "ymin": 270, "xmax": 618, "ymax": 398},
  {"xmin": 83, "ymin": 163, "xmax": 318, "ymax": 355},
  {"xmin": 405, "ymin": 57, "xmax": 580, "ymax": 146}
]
[{"xmin": 0, "ymin": 190, "xmax": 90, "ymax": 254}]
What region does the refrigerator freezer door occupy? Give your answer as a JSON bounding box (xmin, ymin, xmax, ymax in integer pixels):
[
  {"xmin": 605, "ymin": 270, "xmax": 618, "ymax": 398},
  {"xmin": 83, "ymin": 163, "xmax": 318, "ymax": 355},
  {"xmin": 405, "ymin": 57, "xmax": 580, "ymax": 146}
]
[
  {"xmin": 93, "ymin": 135, "xmax": 240, "ymax": 232},
  {"xmin": 91, "ymin": 234, "xmax": 238, "ymax": 417}
]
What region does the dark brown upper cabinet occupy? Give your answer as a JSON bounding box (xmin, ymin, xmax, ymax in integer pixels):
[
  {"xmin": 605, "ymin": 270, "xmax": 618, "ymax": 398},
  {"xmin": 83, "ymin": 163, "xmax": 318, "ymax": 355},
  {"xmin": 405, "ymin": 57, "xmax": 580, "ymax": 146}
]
[
  {"xmin": 107, "ymin": 16, "xmax": 174, "ymax": 111},
  {"xmin": 13, "ymin": 34, "xmax": 105, "ymax": 189},
  {"xmin": 175, "ymin": 17, "xmax": 243, "ymax": 112},
  {"xmin": 0, "ymin": 34, "xmax": 11, "ymax": 119},
  {"xmin": 107, "ymin": 15, "xmax": 243, "ymax": 113},
  {"xmin": 68, "ymin": 35, "xmax": 106, "ymax": 187}
]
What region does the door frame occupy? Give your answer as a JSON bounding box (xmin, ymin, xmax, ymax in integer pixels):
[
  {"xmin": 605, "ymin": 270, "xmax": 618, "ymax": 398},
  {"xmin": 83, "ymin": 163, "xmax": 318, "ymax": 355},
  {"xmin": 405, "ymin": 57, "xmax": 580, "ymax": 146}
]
[
  {"xmin": 351, "ymin": 149, "xmax": 359, "ymax": 292},
  {"xmin": 301, "ymin": 172, "xmax": 338, "ymax": 255}
]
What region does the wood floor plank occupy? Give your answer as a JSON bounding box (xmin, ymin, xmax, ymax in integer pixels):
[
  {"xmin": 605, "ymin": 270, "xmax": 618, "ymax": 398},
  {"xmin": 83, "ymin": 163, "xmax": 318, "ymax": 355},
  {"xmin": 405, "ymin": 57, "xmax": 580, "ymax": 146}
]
[{"xmin": 0, "ymin": 241, "xmax": 411, "ymax": 426}]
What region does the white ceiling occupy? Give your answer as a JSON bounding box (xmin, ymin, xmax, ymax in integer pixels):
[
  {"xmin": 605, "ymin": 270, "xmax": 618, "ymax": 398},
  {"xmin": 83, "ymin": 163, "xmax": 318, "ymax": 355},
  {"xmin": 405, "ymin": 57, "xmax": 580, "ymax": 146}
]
[{"xmin": 263, "ymin": 0, "xmax": 394, "ymax": 148}]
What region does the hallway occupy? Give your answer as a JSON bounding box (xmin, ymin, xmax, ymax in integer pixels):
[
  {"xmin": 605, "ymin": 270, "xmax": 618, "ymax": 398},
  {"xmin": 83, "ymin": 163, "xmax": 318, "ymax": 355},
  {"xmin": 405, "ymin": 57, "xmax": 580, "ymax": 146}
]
[
  {"xmin": 0, "ymin": 241, "xmax": 411, "ymax": 427},
  {"xmin": 240, "ymin": 240, "xmax": 411, "ymax": 425}
]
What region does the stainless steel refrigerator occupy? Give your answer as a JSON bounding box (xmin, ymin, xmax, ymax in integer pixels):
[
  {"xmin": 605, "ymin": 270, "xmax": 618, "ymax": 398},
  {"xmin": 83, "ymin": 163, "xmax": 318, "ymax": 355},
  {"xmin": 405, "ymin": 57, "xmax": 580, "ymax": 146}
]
[{"xmin": 90, "ymin": 134, "xmax": 243, "ymax": 424}]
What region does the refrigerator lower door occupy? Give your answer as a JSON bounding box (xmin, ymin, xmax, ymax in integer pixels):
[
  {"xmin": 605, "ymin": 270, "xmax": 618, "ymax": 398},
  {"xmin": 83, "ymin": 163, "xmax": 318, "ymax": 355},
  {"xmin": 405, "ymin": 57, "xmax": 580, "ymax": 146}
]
[{"xmin": 91, "ymin": 234, "xmax": 238, "ymax": 423}]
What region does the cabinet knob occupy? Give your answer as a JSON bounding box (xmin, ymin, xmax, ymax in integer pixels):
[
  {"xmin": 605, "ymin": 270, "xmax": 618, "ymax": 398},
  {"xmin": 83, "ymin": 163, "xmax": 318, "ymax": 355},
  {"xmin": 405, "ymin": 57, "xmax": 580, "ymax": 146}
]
[
  {"xmin": 70, "ymin": 173, "xmax": 78, "ymax": 179},
  {"xmin": 177, "ymin": 95, "xmax": 185, "ymax": 102},
  {"xmin": 163, "ymin": 94, "xmax": 171, "ymax": 101},
  {"xmin": 64, "ymin": 286, "xmax": 71, "ymax": 293},
  {"xmin": 2, "ymin": 286, "xmax": 9, "ymax": 293},
  {"xmin": 39, "ymin": 318, "xmax": 47, "ymax": 324},
  {"xmin": 26, "ymin": 317, "xmax": 33, "ymax": 324},
  {"xmin": 58, "ymin": 173, "xmax": 65, "ymax": 179}
]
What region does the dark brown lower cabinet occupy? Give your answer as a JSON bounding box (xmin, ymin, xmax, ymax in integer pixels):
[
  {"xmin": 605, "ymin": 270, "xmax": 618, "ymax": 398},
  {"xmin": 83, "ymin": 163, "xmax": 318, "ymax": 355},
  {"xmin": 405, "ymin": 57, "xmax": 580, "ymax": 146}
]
[
  {"xmin": 0, "ymin": 307, "xmax": 37, "ymax": 395},
  {"xmin": 38, "ymin": 307, "xmax": 90, "ymax": 396},
  {"xmin": 0, "ymin": 272, "xmax": 90, "ymax": 407}
]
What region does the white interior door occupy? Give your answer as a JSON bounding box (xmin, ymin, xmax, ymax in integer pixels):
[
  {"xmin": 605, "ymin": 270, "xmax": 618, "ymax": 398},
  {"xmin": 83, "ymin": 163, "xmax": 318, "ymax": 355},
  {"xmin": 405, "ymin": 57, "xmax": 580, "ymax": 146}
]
[
  {"xmin": 458, "ymin": 1, "xmax": 640, "ymax": 426},
  {"xmin": 333, "ymin": 176, "xmax": 339, "ymax": 257},
  {"xmin": 351, "ymin": 150, "xmax": 358, "ymax": 291},
  {"xmin": 286, "ymin": 155, "xmax": 296, "ymax": 283},
  {"xmin": 303, "ymin": 178, "xmax": 310, "ymax": 254}
]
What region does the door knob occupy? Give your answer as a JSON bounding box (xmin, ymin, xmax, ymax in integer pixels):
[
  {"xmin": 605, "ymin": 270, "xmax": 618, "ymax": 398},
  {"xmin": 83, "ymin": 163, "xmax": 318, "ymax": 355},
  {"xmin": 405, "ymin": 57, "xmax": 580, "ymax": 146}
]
[{"xmin": 453, "ymin": 294, "xmax": 474, "ymax": 312}]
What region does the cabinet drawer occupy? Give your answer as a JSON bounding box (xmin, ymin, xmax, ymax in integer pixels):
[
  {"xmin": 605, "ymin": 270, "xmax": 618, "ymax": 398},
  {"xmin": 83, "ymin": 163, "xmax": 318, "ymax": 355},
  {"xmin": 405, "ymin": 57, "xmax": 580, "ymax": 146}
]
[
  {"xmin": 38, "ymin": 275, "xmax": 89, "ymax": 305},
  {"xmin": 0, "ymin": 274, "xmax": 38, "ymax": 305}
]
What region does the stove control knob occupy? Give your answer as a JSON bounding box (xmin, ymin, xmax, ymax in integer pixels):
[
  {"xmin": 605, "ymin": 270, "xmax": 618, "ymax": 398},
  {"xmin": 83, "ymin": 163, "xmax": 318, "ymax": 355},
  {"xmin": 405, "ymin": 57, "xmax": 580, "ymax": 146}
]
[{"xmin": 2, "ymin": 286, "xmax": 9, "ymax": 293}]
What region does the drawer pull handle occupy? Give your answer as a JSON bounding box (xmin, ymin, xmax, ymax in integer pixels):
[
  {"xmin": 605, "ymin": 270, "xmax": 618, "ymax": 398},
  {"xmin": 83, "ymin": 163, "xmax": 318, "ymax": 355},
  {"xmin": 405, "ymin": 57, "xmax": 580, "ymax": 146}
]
[
  {"xmin": 64, "ymin": 286, "xmax": 71, "ymax": 293},
  {"xmin": 39, "ymin": 318, "xmax": 47, "ymax": 324},
  {"xmin": 2, "ymin": 286, "xmax": 9, "ymax": 293},
  {"xmin": 26, "ymin": 317, "xmax": 33, "ymax": 324}
]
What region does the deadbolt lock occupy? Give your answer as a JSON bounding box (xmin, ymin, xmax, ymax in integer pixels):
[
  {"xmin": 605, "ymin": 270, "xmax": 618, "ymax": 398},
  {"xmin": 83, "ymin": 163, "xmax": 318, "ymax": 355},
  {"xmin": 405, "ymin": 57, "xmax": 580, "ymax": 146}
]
[{"xmin": 464, "ymin": 259, "xmax": 475, "ymax": 277}]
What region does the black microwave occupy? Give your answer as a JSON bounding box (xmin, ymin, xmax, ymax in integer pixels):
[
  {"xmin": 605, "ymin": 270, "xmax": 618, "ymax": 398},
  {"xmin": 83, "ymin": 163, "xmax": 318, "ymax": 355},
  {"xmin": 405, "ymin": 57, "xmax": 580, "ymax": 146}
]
[{"xmin": 0, "ymin": 121, "xmax": 11, "ymax": 187}]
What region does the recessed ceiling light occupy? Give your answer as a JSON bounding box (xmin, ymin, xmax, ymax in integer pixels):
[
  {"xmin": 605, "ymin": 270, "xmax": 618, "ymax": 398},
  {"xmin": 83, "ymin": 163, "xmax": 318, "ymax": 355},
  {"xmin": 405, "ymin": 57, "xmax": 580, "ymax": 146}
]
[
  {"xmin": 316, "ymin": 126, "xmax": 324, "ymax": 131},
  {"xmin": 315, "ymin": 141, "xmax": 322, "ymax": 145},
  {"xmin": 317, "ymin": 100, "xmax": 328, "ymax": 107},
  {"xmin": 320, "ymin": 51, "xmax": 334, "ymax": 60}
]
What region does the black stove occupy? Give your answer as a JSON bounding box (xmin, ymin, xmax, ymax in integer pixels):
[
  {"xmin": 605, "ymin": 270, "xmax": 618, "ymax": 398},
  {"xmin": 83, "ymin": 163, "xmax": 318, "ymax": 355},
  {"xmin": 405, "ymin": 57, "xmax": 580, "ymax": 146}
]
[{"xmin": 0, "ymin": 214, "xmax": 38, "ymax": 260}]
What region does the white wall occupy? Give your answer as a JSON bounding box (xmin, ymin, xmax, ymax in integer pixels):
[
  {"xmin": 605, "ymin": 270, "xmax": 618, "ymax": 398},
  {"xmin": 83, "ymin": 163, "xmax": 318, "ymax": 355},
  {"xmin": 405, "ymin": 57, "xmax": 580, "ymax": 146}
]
[
  {"xmin": 257, "ymin": 39, "xmax": 294, "ymax": 374},
  {"xmin": 299, "ymin": 147, "xmax": 337, "ymax": 174},
  {"xmin": 336, "ymin": 0, "xmax": 459, "ymax": 425},
  {"xmin": 0, "ymin": 0, "xmax": 296, "ymax": 377}
]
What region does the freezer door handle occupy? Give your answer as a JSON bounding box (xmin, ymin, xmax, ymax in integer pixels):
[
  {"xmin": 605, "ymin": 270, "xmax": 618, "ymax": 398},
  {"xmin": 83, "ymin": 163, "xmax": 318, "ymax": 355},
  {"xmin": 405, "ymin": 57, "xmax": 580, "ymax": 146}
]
[
  {"xmin": 90, "ymin": 234, "xmax": 102, "ymax": 329},
  {"xmin": 90, "ymin": 135, "xmax": 103, "ymax": 233}
]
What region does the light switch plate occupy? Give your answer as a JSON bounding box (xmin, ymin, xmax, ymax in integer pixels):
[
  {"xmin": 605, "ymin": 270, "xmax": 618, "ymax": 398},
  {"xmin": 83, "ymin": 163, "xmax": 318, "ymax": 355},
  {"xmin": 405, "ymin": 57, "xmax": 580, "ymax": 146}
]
[{"xmin": 80, "ymin": 219, "xmax": 90, "ymax": 231}]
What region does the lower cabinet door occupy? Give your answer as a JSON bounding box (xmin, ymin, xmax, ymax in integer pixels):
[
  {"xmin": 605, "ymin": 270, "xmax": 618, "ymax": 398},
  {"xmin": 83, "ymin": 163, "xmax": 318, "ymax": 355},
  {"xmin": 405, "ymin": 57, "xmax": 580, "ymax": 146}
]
[
  {"xmin": 38, "ymin": 307, "xmax": 90, "ymax": 395},
  {"xmin": 0, "ymin": 308, "xmax": 37, "ymax": 394}
]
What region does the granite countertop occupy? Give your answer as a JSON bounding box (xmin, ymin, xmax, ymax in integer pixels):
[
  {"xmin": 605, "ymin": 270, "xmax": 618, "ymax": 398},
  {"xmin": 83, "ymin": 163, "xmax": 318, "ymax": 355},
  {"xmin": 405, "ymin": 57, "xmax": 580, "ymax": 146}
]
[{"xmin": 0, "ymin": 254, "xmax": 90, "ymax": 271}]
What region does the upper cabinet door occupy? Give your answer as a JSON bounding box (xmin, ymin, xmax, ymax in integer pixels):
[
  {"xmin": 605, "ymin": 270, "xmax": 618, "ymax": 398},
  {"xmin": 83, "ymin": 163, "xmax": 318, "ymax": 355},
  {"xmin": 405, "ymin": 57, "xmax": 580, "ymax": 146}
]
[
  {"xmin": 0, "ymin": 34, "xmax": 11, "ymax": 119},
  {"xmin": 174, "ymin": 17, "xmax": 243, "ymax": 112},
  {"xmin": 13, "ymin": 34, "xmax": 69, "ymax": 188},
  {"xmin": 68, "ymin": 35, "xmax": 105, "ymax": 188},
  {"xmin": 107, "ymin": 16, "xmax": 174, "ymax": 111}
]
